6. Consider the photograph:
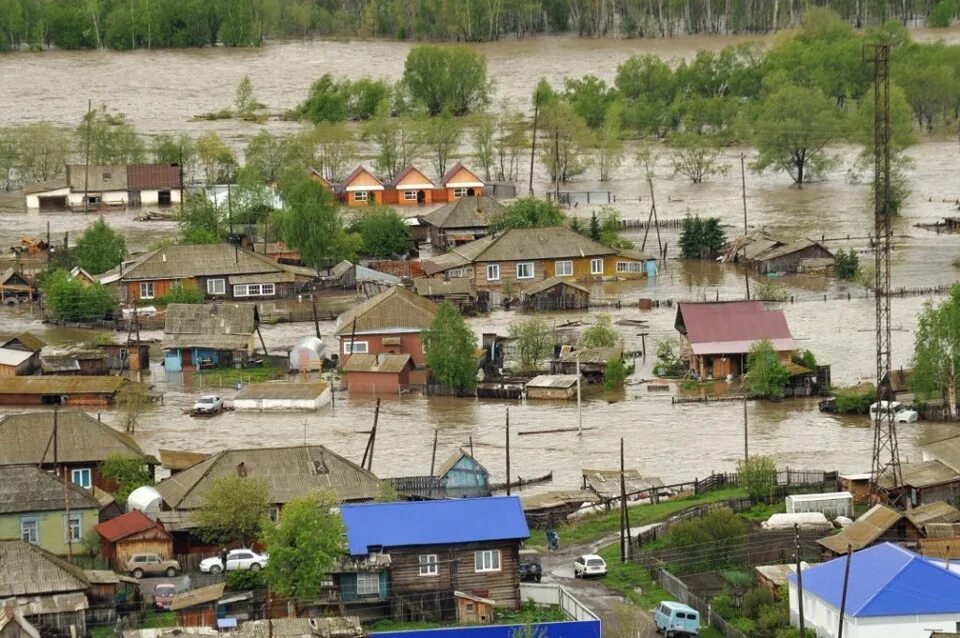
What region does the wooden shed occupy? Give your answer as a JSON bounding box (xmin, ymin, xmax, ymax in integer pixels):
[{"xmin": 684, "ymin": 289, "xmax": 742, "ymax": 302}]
[
  {"xmin": 95, "ymin": 510, "xmax": 173, "ymax": 569},
  {"xmin": 520, "ymin": 277, "xmax": 590, "ymax": 311},
  {"xmin": 454, "ymin": 590, "xmax": 496, "ymax": 625},
  {"xmin": 525, "ymin": 375, "xmax": 579, "ymax": 400},
  {"xmin": 0, "ymin": 375, "xmax": 132, "ymax": 406},
  {"xmin": 172, "ymin": 582, "xmax": 225, "ymax": 627}
]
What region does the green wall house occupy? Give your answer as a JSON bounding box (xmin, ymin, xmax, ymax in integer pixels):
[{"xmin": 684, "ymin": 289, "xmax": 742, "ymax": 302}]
[{"xmin": 0, "ymin": 464, "xmax": 99, "ymax": 556}]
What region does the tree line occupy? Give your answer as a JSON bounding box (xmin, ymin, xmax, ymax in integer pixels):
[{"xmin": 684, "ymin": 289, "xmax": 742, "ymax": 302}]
[{"xmin": 0, "ymin": 0, "xmax": 956, "ymax": 51}]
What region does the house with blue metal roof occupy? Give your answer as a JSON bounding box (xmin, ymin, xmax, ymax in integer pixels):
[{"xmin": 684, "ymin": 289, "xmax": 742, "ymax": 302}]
[
  {"xmin": 787, "ymin": 542, "xmax": 960, "ymax": 638},
  {"xmin": 332, "ymin": 496, "xmax": 529, "ymax": 621}
]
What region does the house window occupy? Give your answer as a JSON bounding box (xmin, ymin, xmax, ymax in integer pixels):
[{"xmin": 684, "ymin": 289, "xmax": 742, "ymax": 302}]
[
  {"xmin": 475, "ymin": 550, "xmax": 501, "ymax": 572},
  {"xmin": 267, "ymin": 507, "xmax": 280, "ymax": 523},
  {"xmin": 354, "ymin": 191, "xmax": 368, "ymax": 203},
  {"xmin": 20, "ymin": 517, "xmax": 38, "ymax": 544},
  {"xmin": 447, "ymin": 268, "xmax": 466, "ymax": 278},
  {"xmin": 403, "ymin": 190, "xmax": 418, "ymax": 201},
  {"xmin": 71, "ymin": 468, "xmax": 92, "ymax": 489},
  {"xmin": 233, "ymin": 283, "xmax": 276, "ymax": 297},
  {"xmin": 343, "ymin": 341, "xmax": 368, "ymax": 354},
  {"xmin": 206, "ymin": 278, "xmax": 226, "ymax": 295},
  {"xmin": 453, "ymin": 187, "xmax": 468, "ymax": 198},
  {"xmin": 591, "ymin": 258, "xmax": 604, "ymax": 275},
  {"xmin": 486, "ymin": 264, "xmax": 500, "ymax": 281},
  {"xmin": 419, "ymin": 554, "xmax": 439, "ymax": 576},
  {"xmin": 616, "ymin": 261, "xmax": 644, "ymax": 273},
  {"xmin": 555, "ymin": 261, "xmax": 573, "ymax": 277},
  {"xmin": 139, "ymin": 282, "xmax": 155, "ymax": 299},
  {"xmin": 356, "ymin": 572, "xmax": 380, "ymax": 596},
  {"xmin": 516, "ymin": 262, "xmax": 534, "ymax": 280},
  {"xmin": 65, "ymin": 513, "xmax": 83, "ymax": 542}
]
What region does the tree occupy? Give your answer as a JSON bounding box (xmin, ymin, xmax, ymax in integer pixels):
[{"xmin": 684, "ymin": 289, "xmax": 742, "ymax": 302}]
[
  {"xmin": 73, "ymin": 217, "xmax": 126, "ymax": 275},
  {"xmin": 580, "ymin": 314, "xmax": 618, "ymax": 348},
  {"xmin": 402, "ymin": 45, "xmax": 490, "ymax": 116},
  {"xmin": 194, "ymin": 475, "xmax": 270, "ymax": 547},
  {"xmin": 44, "ymin": 270, "xmax": 115, "ymax": 323},
  {"xmin": 419, "ymin": 112, "xmax": 461, "ymax": 177},
  {"xmin": 668, "ymin": 132, "xmax": 729, "ymax": 183},
  {"xmin": 564, "ymin": 75, "xmax": 615, "ymax": 129},
  {"xmin": 78, "ymin": 106, "xmax": 146, "ymax": 165},
  {"xmin": 99, "ymin": 453, "xmax": 152, "ymax": 503},
  {"xmin": 540, "ymin": 101, "xmax": 592, "ymax": 183},
  {"xmin": 281, "ymin": 176, "xmax": 359, "ymax": 272},
  {"xmin": 244, "ymin": 130, "xmax": 289, "ymax": 184},
  {"xmin": 311, "ymin": 122, "xmax": 355, "ymax": 182},
  {"xmin": 930, "ymin": 0, "xmax": 959, "ymax": 27},
  {"xmin": 604, "ymin": 356, "xmax": 630, "ymax": 389},
  {"xmin": 261, "ymin": 491, "xmax": 346, "ymax": 598},
  {"xmin": 15, "ymin": 123, "xmax": 73, "ymax": 182},
  {"xmin": 178, "ymin": 195, "xmax": 222, "ymax": 243},
  {"xmin": 593, "ymin": 102, "xmax": 624, "ymax": 182},
  {"xmin": 734, "ymin": 456, "xmax": 776, "ymax": 507},
  {"xmin": 746, "ymin": 339, "xmax": 791, "ymax": 399},
  {"xmin": 752, "ymin": 83, "xmax": 845, "ymax": 184},
  {"xmin": 196, "ymin": 132, "xmax": 238, "ymax": 185},
  {"xmin": 679, "ymin": 216, "xmax": 726, "ymax": 259},
  {"xmin": 910, "ymin": 284, "xmax": 960, "ymax": 416},
  {"xmin": 489, "ymin": 197, "xmax": 565, "ymax": 232},
  {"xmin": 593, "ymin": 206, "xmax": 633, "ymax": 249},
  {"xmin": 364, "ymin": 109, "xmax": 418, "ymax": 180},
  {"xmin": 234, "ymin": 75, "xmax": 260, "ymax": 119},
  {"xmin": 152, "ymin": 134, "xmax": 197, "ymax": 182},
  {"xmin": 664, "ymin": 507, "xmax": 746, "ymax": 572},
  {"xmin": 492, "ymin": 106, "xmax": 527, "ymax": 182},
  {"xmin": 352, "ymin": 207, "xmax": 412, "ymax": 258},
  {"xmin": 471, "ymin": 114, "xmax": 495, "ymax": 180},
  {"xmin": 422, "ymin": 302, "xmax": 478, "ymax": 390},
  {"xmin": 299, "ymin": 74, "xmax": 349, "ymax": 123},
  {"xmin": 653, "ymin": 340, "xmax": 686, "ymax": 377},
  {"xmin": 159, "ymin": 282, "xmax": 204, "ymax": 305},
  {"xmin": 114, "ymin": 381, "xmax": 154, "ymax": 433},
  {"xmin": 508, "ymin": 317, "xmax": 555, "ymax": 371},
  {"xmin": 833, "ymin": 248, "xmax": 859, "ymax": 280}
]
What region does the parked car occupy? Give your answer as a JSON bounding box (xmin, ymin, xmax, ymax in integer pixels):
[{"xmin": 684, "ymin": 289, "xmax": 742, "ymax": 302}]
[
  {"xmin": 869, "ymin": 400, "xmax": 918, "ymax": 423},
  {"xmin": 152, "ymin": 583, "xmax": 177, "ymax": 611},
  {"xmin": 654, "ymin": 601, "xmax": 700, "ymax": 636},
  {"xmin": 199, "ymin": 549, "xmax": 269, "ymax": 574},
  {"xmin": 573, "ymin": 554, "xmax": 607, "ymax": 578},
  {"xmin": 125, "ymin": 553, "xmax": 181, "ymax": 579},
  {"xmin": 193, "ymin": 395, "xmax": 223, "ymax": 414},
  {"xmin": 519, "ymin": 549, "xmax": 543, "ymax": 582}
]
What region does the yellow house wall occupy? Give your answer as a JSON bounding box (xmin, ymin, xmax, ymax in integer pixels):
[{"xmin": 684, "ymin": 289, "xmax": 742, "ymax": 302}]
[{"xmin": 0, "ymin": 508, "xmax": 98, "ymax": 555}]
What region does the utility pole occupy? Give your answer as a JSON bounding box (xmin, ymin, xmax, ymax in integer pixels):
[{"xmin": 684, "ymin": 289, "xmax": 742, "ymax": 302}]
[
  {"xmin": 837, "ymin": 545, "xmax": 853, "ymax": 638},
  {"xmin": 619, "ymin": 437, "xmax": 631, "ymax": 562},
  {"xmin": 576, "ymin": 354, "xmax": 582, "ymax": 437},
  {"xmin": 795, "ymin": 523, "xmax": 805, "ymax": 635},
  {"xmin": 311, "ymin": 288, "xmax": 321, "ymax": 339},
  {"xmin": 743, "ymin": 396, "xmax": 749, "ymax": 462},
  {"xmin": 740, "ymin": 153, "xmax": 750, "ymax": 301},
  {"xmin": 430, "ymin": 429, "xmax": 438, "ymax": 476},
  {"xmin": 528, "ymin": 90, "xmax": 540, "ymax": 196},
  {"xmin": 553, "ymin": 129, "xmax": 561, "ymax": 201},
  {"xmin": 505, "ymin": 408, "xmax": 511, "ymax": 496},
  {"xmin": 83, "ymin": 100, "xmax": 92, "ymax": 214}
]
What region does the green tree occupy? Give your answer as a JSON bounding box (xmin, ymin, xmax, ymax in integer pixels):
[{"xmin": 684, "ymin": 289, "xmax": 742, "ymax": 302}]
[
  {"xmin": 78, "ymin": 106, "xmax": 146, "ymax": 165},
  {"xmin": 114, "ymin": 380, "xmax": 154, "ymax": 433},
  {"xmin": 833, "ymin": 248, "xmax": 860, "ymax": 280},
  {"xmin": 508, "ymin": 317, "xmax": 555, "ymax": 371},
  {"xmin": 930, "ymin": 0, "xmax": 958, "ymax": 27},
  {"xmin": 679, "ymin": 216, "xmax": 726, "ymax": 259},
  {"xmin": 563, "ymin": 75, "xmax": 615, "ymax": 129},
  {"xmin": 194, "ymin": 475, "xmax": 270, "ymax": 547},
  {"xmin": 299, "ymin": 74, "xmax": 349, "ymax": 123},
  {"xmin": 261, "ymin": 491, "xmax": 346, "ymax": 598},
  {"xmin": 540, "ymin": 100, "xmax": 592, "ymax": 183},
  {"xmin": 196, "ymin": 132, "xmax": 238, "ymax": 185},
  {"xmin": 151, "ymin": 133, "xmax": 196, "ymax": 181},
  {"xmin": 667, "ymin": 132, "xmax": 729, "ymax": 183},
  {"xmin": 492, "ymin": 106, "xmax": 527, "ymax": 182},
  {"xmin": 603, "ymin": 356, "xmax": 630, "ymax": 389},
  {"xmin": 653, "ymin": 340, "xmax": 686, "ymax": 377},
  {"xmin": 580, "ymin": 314, "xmax": 618, "ymax": 348},
  {"xmin": 489, "ymin": 197, "xmax": 566, "ymax": 232},
  {"xmin": 471, "ymin": 113, "xmax": 495, "ymax": 181},
  {"xmin": 910, "ymin": 284, "xmax": 960, "ymax": 416},
  {"xmin": 73, "ymin": 217, "xmax": 126, "ymax": 275},
  {"xmin": 99, "ymin": 453, "xmax": 152, "ymax": 503},
  {"xmin": 234, "ymin": 75, "xmax": 261, "ymax": 119},
  {"xmin": 178, "ymin": 195, "xmax": 222, "ymax": 243},
  {"xmin": 44, "ymin": 270, "xmax": 115, "ymax": 323},
  {"xmin": 664, "ymin": 507, "xmax": 746, "ymax": 572},
  {"xmin": 281, "ymin": 176, "xmax": 359, "ymax": 272},
  {"xmin": 419, "ymin": 112, "xmax": 461, "ymax": 177},
  {"xmin": 352, "ymin": 206, "xmax": 412, "ymax": 258},
  {"xmin": 159, "ymin": 282, "xmax": 204, "ymax": 305},
  {"xmin": 402, "ymin": 45, "xmax": 490, "ymax": 116},
  {"xmin": 737, "ymin": 455, "xmax": 777, "ymax": 503},
  {"xmin": 746, "ymin": 339, "xmax": 791, "ymax": 399},
  {"xmin": 593, "ymin": 102, "xmax": 624, "ymax": 181},
  {"xmin": 423, "ymin": 302, "xmax": 478, "ymax": 390},
  {"xmin": 311, "ymin": 122, "xmax": 356, "ymax": 182},
  {"xmin": 244, "ymin": 130, "xmax": 289, "ymax": 184},
  {"xmin": 15, "ymin": 123, "xmax": 73, "ymax": 182}
]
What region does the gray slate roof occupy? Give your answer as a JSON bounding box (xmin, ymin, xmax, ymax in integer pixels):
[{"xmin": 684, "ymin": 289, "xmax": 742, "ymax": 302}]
[
  {"xmin": 163, "ymin": 303, "xmax": 256, "ymax": 351},
  {"xmin": 420, "ymin": 195, "xmax": 502, "ymax": 230},
  {"xmin": 335, "ymin": 286, "xmax": 438, "ymax": 336},
  {"xmin": 234, "ymin": 382, "xmax": 328, "ymax": 401},
  {"xmin": 0, "ymin": 411, "xmax": 150, "ymax": 466},
  {"xmin": 0, "ymin": 465, "xmax": 99, "ymax": 514},
  {"xmin": 120, "ymin": 244, "xmax": 284, "ymax": 281},
  {"xmin": 0, "ymin": 539, "xmax": 90, "ymax": 596}
]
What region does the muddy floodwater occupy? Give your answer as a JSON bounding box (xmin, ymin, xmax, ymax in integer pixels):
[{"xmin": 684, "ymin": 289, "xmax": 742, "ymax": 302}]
[{"xmin": 1, "ymin": 29, "xmax": 960, "ymax": 489}]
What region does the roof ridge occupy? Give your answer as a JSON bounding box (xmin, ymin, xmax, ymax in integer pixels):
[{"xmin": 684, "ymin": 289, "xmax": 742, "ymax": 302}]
[{"xmin": 854, "ymin": 544, "xmax": 960, "ymax": 615}]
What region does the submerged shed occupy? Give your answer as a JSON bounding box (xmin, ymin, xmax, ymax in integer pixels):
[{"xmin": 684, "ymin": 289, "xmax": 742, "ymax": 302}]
[
  {"xmin": 525, "ymin": 375, "xmax": 579, "ymax": 400},
  {"xmin": 232, "ymin": 382, "xmax": 331, "ymax": 411},
  {"xmin": 520, "ymin": 277, "xmax": 590, "ymax": 311}
]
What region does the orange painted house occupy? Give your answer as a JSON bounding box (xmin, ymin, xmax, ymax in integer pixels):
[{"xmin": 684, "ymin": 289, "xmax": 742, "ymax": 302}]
[
  {"xmin": 439, "ymin": 162, "xmax": 484, "ymax": 202},
  {"xmin": 334, "ymin": 286, "xmax": 438, "ymax": 366},
  {"xmin": 306, "ymin": 167, "xmax": 335, "ymax": 192},
  {"xmin": 384, "ymin": 165, "xmax": 437, "ymax": 206},
  {"xmin": 341, "ymin": 165, "xmax": 384, "ymax": 207}
]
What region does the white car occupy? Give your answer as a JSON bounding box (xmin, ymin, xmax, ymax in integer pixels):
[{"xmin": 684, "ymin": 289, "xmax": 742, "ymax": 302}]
[
  {"xmin": 199, "ymin": 549, "xmax": 268, "ymax": 574},
  {"xmin": 869, "ymin": 401, "xmax": 918, "ymax": 423},
  {"xmin": 573, "ymin": 554, "xmax": 607, "ymax": 578},
  {"xmin": 193, "ymin": 395, "xmax": 223, "ymax": 414}
]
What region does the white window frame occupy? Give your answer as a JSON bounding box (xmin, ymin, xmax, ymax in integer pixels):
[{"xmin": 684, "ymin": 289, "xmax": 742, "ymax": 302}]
[
  {"xmin": 474, "ymin": 549, "xmax": 501, "ymax": 572},
  {"xmin": 233, "ymin": 283, "xmax": 276, "ymax": 298},
  {"xmin": 71, "ymin": 468, "xmax": 92, "ymax": 489},
  {"xmin": 590, "ymin": 258, "xmax": 604, "ymax": 275},
  {"xmin": 453, "ymin": 187, "xmax": 468, "ymax": 198},
  {"xmin": 419, "ymin": 554, "xmax": 439, "ymax": 576},
  {"xmin": 447, "ymin": 268, "xmax": 466, "ymax": 278},
  {"xmin": 403, "ymin": 190, "xmax": 418, "ymax": 202},
  {"xmin": 354, "ymin": 191, "xmax": 368, "ymax": 202},
  {"xmin": 555, "ymin": 260, "xmax": 573, "ymax": 277},
  {"xmin": 343, "ymin": 340, "xmax": 369, "ymax": 354},
  {"xmin": 139, "ymin": 282, "xmax": 155, "ymax": 299},
  {"xmin": 206, "ymin": 278, "xmax": 226, "ymax": 295},
  {"xmin": 356, "ymin": 572, "xmax": 380, "ymax": 596},
  {"xmin": 20, "ymin": 517, "xmax": 39, "ymax": 544},
  {"xmin": 616, "ymin": 261, "xmax": 644, "ymax": 273},
  {"xmin": 486, "ymin": 264, "xmax": 500, "ymax": 281},
  {"xmin": 516, "ymin": 262, "xmax": 534, "ymax": 280},
  {"xmin": 65, "ymin": 513, "xmax": 83, "ymax": 542}
]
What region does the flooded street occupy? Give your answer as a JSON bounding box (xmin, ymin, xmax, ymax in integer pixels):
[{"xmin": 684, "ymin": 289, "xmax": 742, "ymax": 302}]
[{"xmin": 0, "ymin": 30, "xmax": 959, "ymax": 490}]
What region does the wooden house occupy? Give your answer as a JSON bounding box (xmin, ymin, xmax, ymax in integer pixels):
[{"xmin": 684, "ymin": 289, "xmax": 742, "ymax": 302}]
[
  {"xmin": 118, "ymin": 243, "xmax": 293, "ymax": 303},
  {"xmin": 24, "ymin": 164, "xmax": 182, "ymax": 211},
  {"xmin": 95, "ymin": 510, "xmax": 173, "ymax": 569},
  {"xmin": 454, "ymin": 591, "xmax": 496, "ymax": 625},
  {"xmin": 0, "ymin": 465, "xmax": 99, "ymax": 556},
  {"xmin": 0, "ymin": 539, "xmax": 91, "ymax": 636},
  {"xmin": 0, "ymin": 375, "xmax": 134, "ymax": 407},
  {"xmin": 0, "ymin": 332, "xmax": 43, "ymax": 377},
  {"xmin": 421, "ymin": 227, "xmax": 654, "ymax": 291},
  {"xmin": 0, "ymin": 268, "xmax": 36, "ymax": 303},
  {"xmin": 817, "ymin": 504, "xmax": 922, "ymax": 558},
  {"xmin": 337, "ymin": 497, "xmax": 529, "ymax": 620},
  {"xmin": 435, "ymin": 448, "xmax": 491, "ymax": 498},
  {"xmin": 906, "ymin": 501, "xmax": 960, "ymax": 534},
  {"xmin": 341, "ymin": 166, "xmax": 384, "ymax": 207},
  {"xmin": 525, "ymin": 375, "xmax": 579, "ymax": 400},
  {"xmin": 253, "ymin": 240, "xmax": 301, "ymax": 265},
  {"xmin": 439, "ymin": 163, "xmax": 484, "ymax": 201},
  {"xmin": 335, "ymin": 286, "xmax": 438, "ymax": 367},
  {"xmin": 412, "ymin": 278, "xmax": 478, "ymax": 311},
  {"xmin": 520, "ymin": 277, "xmax": 590, "ymax": 311},
  {"xmin": 420, "ymin": 195, "xmax": 501, "ymax": 249},
  {"xmin": 342, "ymin": 353, "xmax": 413, "ymax": 394},
  {"xmin": 40, "ymin": 349, "xmax": 109, "ymax": 376},
  {"xmin": 98, "ymin": 342, "xmax": 151, "ymax": 372},
  {"xmin": 0, "ymin": 606, "xmax": 41, "ymax": 638},
  {"xmin": 675, "ymin": 301, "xmax": 796, "ymax": 379},
  {"xmin": 724, "ymin": 230, "xmax": 834, "ymax": 274},
  {"xmin": 385, "ymin": 165, "xmax": 437, "ymax": 206},
  {"xmin": 552, "ymin": 345, "xmax": 623, "ymax": 384},
  {"xmin": 162, "ymin": 303, "xmax": 257, "ymax": 372},
  {"xmin": 171, "ymin": 583, "xmax": 225, "ymax": 628},
  {"xmin": 887, "ymin": 460, "xmax": 960, "ymax": 507},
  {"xmin": 0, "ymin": 411, "xmax": 157, "ymax": 492}
]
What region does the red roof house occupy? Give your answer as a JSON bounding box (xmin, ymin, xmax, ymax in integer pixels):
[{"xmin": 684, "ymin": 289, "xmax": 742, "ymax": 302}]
[
  {"xmin": 675, "ymin": 301, "xmax": 797, "ymax": 379},
  {"xmin": 95, "ymin": 509, "xmax": 173, "ymax": 568}
]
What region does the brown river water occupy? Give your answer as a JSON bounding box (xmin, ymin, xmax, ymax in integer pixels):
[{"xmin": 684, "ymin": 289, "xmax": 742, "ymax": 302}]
[{"xmin": 1, "ymin": 31, "xmax": 960, "ymax": 490}]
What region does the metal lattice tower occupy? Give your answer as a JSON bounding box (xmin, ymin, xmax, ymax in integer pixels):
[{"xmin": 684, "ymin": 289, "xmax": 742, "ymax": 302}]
[{"xmin": 869, "ymin": 43, "xmax": 903, "ymax": 503}]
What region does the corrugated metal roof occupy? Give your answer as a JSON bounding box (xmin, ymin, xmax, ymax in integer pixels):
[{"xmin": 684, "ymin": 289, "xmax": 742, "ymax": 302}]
[
  {"xmin": 342, "ymin": 353, "xmax": 412, "ymax": 374},
  {"xmin": 335, "ymin": 286, "xmax": 437, "ymax": 336},
  {"xmin": 924, "ymin": 522, "xmax": 960, "ymax": 538},
  {"xmin": 526, "ymin": 375, "xmax": 579, "ymax": 389},
  {"xmin": 677, "ymin": 301, "xmax": 796, "ymax": 354},
  {"xmin": 121, "ymin": 244, "xmax": 285, "ymax": 281},
  {"xmin": 461, "ymin": 227, "xmax": 615, "ymax": 263},
  {"xmin": 907, "ymin": 501, "xmax": 960, "ymax": 528},
  {"xmin": 0, "ymin": 375, "xmax": 127, "ymax": 395},
  {"xmin": 163, "ymin": 303, "xmax": 255, "ymax": 351},
  {"xmin": 234, "ymin": 382, "xmax": 328, "ymax": 401},
  {"xmin": 0, "ymin": 539, "xmax": 90, "ymax": 596},
  {"xmin": 787, "ymin": 542, "xmax": 960, "ymax": 617},
  {"xmin": 154, "ymin": 445, "xmax": 379, "ymax": 509},
  {"xmin": 340, "ymin": 496, "xmax": 529, "ymax": 555},
  {"xmin": 0, "ymin": 465, "xmax": 99, "ymax": 514},
  {"xmin": 0, "ymin": 410, "xmax": 149, "ymax": 465},
  {"xmin": 126, "ymin": 164, "xmax": 181, "ymax": 190},
  {"xmin": 894, "ymin": 460, "xmax": 960, "ymax": 489},
  {"xmin": 521, "ymin": 490, "xmax": 599, "ymax": 511},
  {"xmin": 171, "ymin": 582, "xmax": 225, "ymax": 611},
  {"xmin": 94, "ymin": 509, "xmax": 169, "ymax": 542},
  {"xmin": 421, "ymin": 195, "xmax": 501, "ymax": 229},
  {"xmin": 816, "ymin": 504, "xmax": 905, "ymax": 554},
  {"xmin": 582, "ymin": 469, "xmax": 664, "ymax": 499}
]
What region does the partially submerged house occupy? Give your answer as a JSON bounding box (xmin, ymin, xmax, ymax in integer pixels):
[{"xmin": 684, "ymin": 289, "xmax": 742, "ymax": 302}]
[
  {"xmin": 412, "ymin": 278, "xmax": 479, "ymax": 311},
  {"xmin": 162, "ymin": 303, "xmax": 257, "ymax": 372},
  {"xmin": 886, "ymin": 460, "xmax": 960, "ymax": 508},
  {"xmin": 0, "ymin": 268, "xmax": 36, "ymax": 303},
  {"xmin": 384, "ymin": 165, "xmax": 437, "ymax": 206},
  {"xmin": 24, "ymin": 164, "xmax": 182, "ymax": 211},
  {"xmin": 435, "ymin": 448, "xmax": 491, "ymax": 498},
  {"xmin": 335, "ymin": 286, "xmax": 438, "ymax": 367},
  {"xmin": 420, "ymin": 195, "xmax": 501, "ymax": 249},
  {"xmin": 552, "ymin": 345, "xmax": 624, "ymax": 384},
  {"xmin": 816, "ymin": 504, "xmax": 922, "ymax": 557},
  {"xmin": 525, "ymin": 375, "xmax": 579, "ymax": 400},
  {"xmin": 40, "ymin": 348, "xmax": 109, "ymax": 376},
  {"xmin": 439, "ymin": 162, "xmax": 485, "ymax": 201},
  {"xmin": 340, "ymin": 165, "xmax": 384, "ymax": 207},
  {"xmin": 0, "ymin": 376, "xmax": 133, "ymax": 407},
  {"xmin": 724, "ymin": 230, "xmax": 835, "ymax": 274},
  {"xmin": 0, "ymin": 332, "xmax": 43, "ymax": 377},
  {"xmin": 342, "ymin": 353, "xmax": 413, "ymax": 394},
  {"xmin": 675, "ymin": 301, "xmax": 797, "ymax": 379},
  {"xmin": 520, "ymin": 278, "xmax": 590, "ymax": 311},
  {"xmin": 232, "ymin": 382, "xmax": 331, "ymax": 411},
  {"xmin": 94, "ymin": 510, "xmax": 173, "ymax": 569}
]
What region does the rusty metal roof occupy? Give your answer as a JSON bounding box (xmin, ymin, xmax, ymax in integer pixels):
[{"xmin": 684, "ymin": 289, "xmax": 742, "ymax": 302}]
[
  {"xmin": 0, "ymin": 410, "xmax": 149, "ymax": 465},
  {"xmin": 95, "ymin": 509, "xmax": 170, "ymax": 542},
  {"xmin": 0, "ymin": 539, "xmax": 89, "ymax": 596},
  {"xmin": 335, "ymin": 286, "xmax": 437, "ymax": 336},
  {"xmin": 676, "ymin": 301, "xmax": 796, "ymax": 355},
  {"xmin": 126, "ymin": 164, "xmax": 181, "ymax": 190},
  {"xmin": 817, "ymin": 504, "xmax": 905, "ymax": 554}
]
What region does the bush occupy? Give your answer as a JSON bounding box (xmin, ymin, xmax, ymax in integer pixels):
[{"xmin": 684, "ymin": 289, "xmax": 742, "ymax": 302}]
[
  {"xmin": 746, "ymin": 339, "xmax": 790, "ymax": 399},
  {"xmin": 737, "ymin": 455, "xmax": 777, "ymax": 503},
  {"xmin": 604, "ymin": 357, "xmax": 630, "ymax": 389},
  {"xmin": 653, "ymin": 340, "xmax": 686, "ymax": 377},
  {"xmin": 834, "ymin": 248, "xmax": 859, "ymax": 280},
  {"xmin": 664, "ymin": 507, "xmax": 747, "ymax": 572},
  {"xmin": 792, "ymin": 349, "xmax": 817, "ymax": 370},
  {"xmin": 833, "ymin": 383, "xmax": 876, "ymax": 414},
  {"xmin": 157, "ymin": 283, "xmax": 203, "ymax": 305},
  {"xmin": 580, "ymin": 314, "xmax": 618, "ymax": 348},
  {"xmin": 226, "ymin": 568, "xmax": 265, "ymax": 591},
  {"xmin": 754, "ymin": 280, "xmax": 789, "ymax": 302},
  {"xmin": 742, "ymin": 587, "xmax": 774, "ymax": 619},
  {"xmin": 44, "ymin": 269, "xmax": 115, "ymax": 322}
]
